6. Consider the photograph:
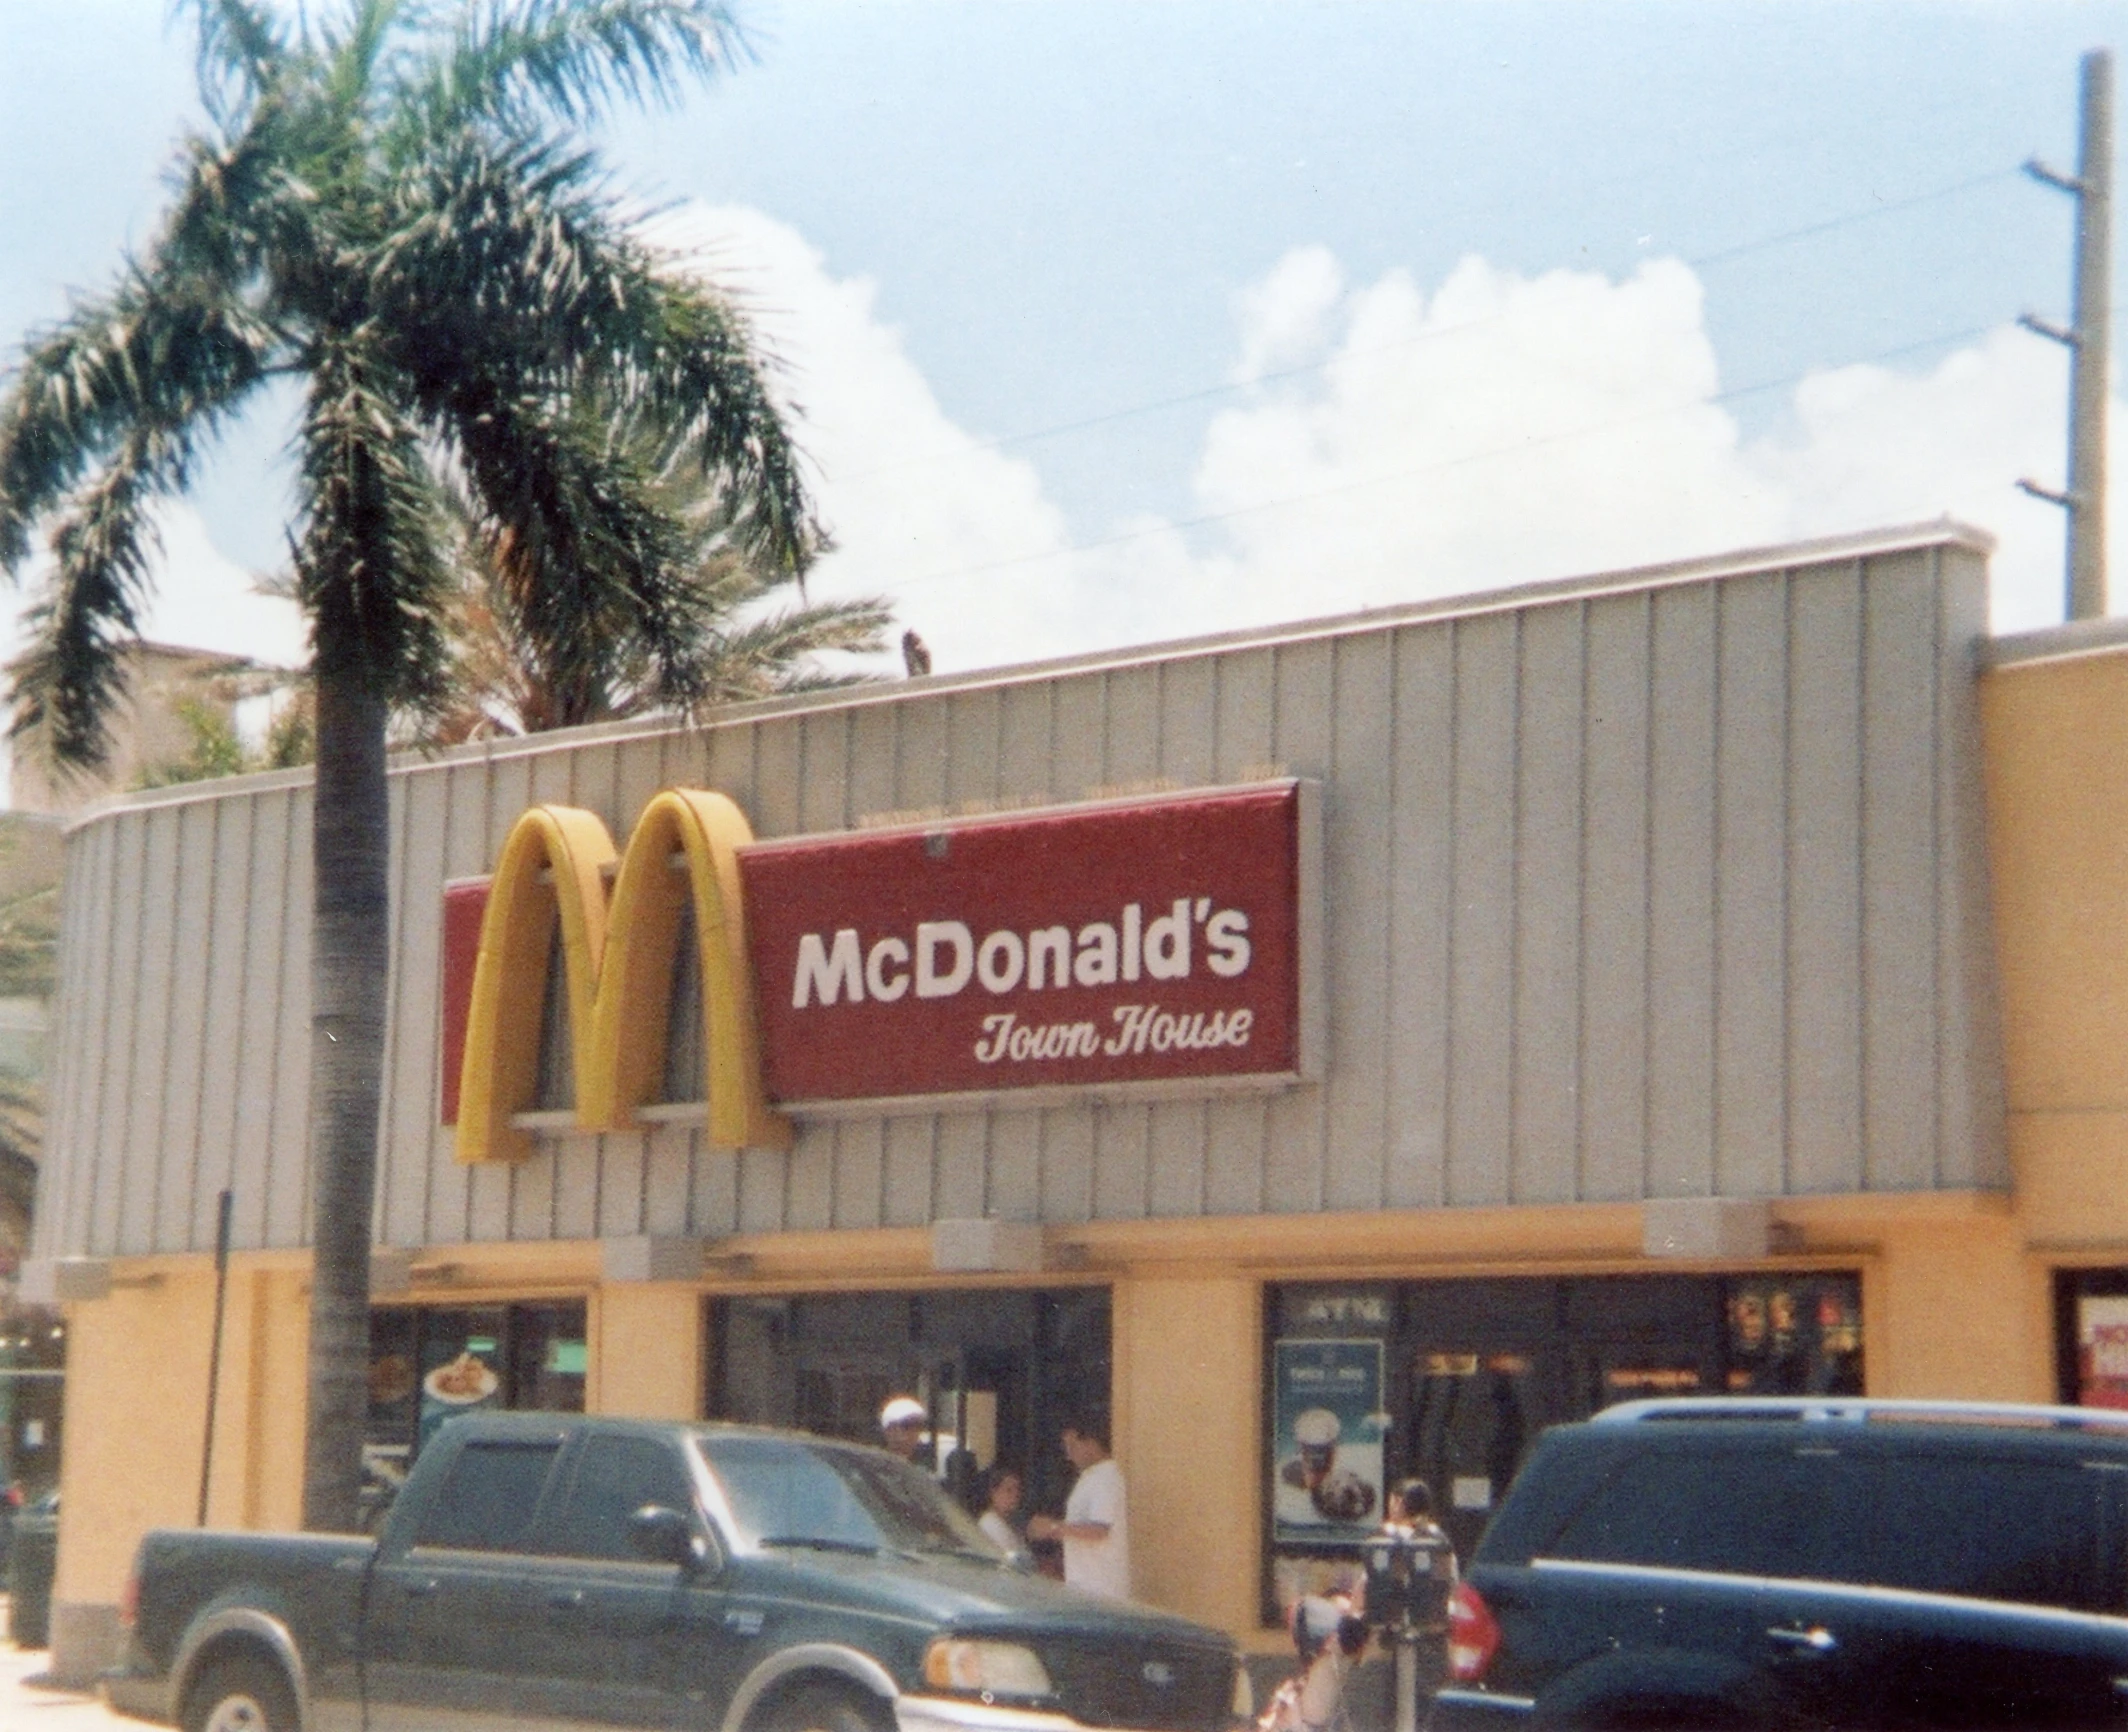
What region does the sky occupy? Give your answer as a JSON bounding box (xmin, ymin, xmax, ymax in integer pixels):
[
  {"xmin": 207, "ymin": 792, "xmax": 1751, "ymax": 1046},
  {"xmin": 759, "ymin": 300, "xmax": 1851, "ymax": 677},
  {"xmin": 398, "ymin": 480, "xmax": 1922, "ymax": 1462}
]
[{"xmin": 4, "ymin": 0, "xmax": 2128, "ymax": 701}]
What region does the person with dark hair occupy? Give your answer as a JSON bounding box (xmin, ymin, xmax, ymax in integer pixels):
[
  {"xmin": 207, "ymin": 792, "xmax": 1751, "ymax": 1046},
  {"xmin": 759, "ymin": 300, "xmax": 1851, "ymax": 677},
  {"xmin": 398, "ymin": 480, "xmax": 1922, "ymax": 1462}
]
[
  {"xmin": 1027, "ymin": 1416, "xmax": 1130, "ymax": 1599},
  {"xmin": 977, "ymin": 1462, "xmax": 1025, "ymax": 1553}
]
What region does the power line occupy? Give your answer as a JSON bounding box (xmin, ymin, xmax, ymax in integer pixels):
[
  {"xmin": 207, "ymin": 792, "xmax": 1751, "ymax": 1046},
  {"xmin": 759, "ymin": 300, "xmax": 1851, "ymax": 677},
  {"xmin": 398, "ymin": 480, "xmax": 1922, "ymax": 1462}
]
[
  {"xmin": 1686, "ymin": 168, "xmax": 2021, "ymax": 269},
  {"xmin": 872, "ymin": 319, "xmax": 2008, "ymax": 595},
  {"xmin": 828, "ymin": 166, "xmax": 2024, "ymax": 488}
]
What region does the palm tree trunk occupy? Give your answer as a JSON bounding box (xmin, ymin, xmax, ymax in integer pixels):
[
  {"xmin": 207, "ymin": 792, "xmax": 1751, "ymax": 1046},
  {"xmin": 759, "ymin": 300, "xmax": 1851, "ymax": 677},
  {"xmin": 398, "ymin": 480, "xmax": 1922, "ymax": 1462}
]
[{"xmin": 301, "ymin": 669, "xmax": 390, "ymax": 1531}]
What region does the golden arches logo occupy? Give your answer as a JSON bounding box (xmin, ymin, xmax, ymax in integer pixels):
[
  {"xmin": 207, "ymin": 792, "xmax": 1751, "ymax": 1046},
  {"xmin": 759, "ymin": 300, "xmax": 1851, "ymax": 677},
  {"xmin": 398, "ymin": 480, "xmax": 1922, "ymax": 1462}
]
[{"xmin": 455, "ymin": 789, "xmax": 790, "ymax": 1164}]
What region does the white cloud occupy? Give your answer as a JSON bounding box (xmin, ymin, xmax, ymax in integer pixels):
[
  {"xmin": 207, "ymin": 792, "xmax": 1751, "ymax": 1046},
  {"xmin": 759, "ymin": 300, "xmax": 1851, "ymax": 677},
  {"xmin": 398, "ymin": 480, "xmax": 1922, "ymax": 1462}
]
[
  {"xmin": 640, "ymin": 219, "xmax": 2090, "ymax": 673},
  {"xmin": 6, "ymin": 222, "xmax": 2085, "ymax": 723},
  {"xmin": 1178, "ymin": 252, "xmax": 2080, "ymax": 639},
  {"xmin": 1230, "ymin": 244, "xmax": 1345, "ymax": 383},
  {"xmin": 651, "ymin": 204, "xmax": 1092, "ymax": 674},
  {"xmin": 1742, "ymin": 328, "xmax": 2074, "ymax": 632},
  {"xmin": 135, "ymin": 500, "xmax": 307, "ymax": 666}
]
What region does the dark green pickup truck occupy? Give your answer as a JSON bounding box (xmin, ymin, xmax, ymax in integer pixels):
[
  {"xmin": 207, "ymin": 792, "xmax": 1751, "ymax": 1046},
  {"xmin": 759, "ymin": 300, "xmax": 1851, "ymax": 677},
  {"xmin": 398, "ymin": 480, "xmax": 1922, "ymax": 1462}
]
[{"xmin": 105, "ymin": 1413, "xmax": 1246, "ymax": 1732}]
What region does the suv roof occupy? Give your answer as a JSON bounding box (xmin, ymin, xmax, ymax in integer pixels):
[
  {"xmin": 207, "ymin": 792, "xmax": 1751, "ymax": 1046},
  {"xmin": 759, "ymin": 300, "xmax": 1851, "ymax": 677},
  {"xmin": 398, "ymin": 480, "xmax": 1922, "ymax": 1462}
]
[{"xmin": 1592, "ymin": 1395, "xmax": 2128, "ymax": 1433}]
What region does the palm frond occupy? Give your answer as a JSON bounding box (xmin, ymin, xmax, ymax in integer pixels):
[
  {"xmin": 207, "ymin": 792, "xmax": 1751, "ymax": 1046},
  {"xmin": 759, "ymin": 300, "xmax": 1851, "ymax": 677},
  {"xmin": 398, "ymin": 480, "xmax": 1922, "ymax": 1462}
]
[
  {"xmin": 366, "ymin": 131, "xmax": 816, "ymax": 580},
  {"xmin": 8, "ymin": 440, "xmax": 168, "ymax": 770},
  {"xmin": 369, "ymin": 132, "xmax": 633, "ymax": 385},
  {"xmin": 639, "ymin": 277, "xmax": 814, "ymax": 579},
  {"xmin": 393, "ymin": 0, "xmax": 743, "ymax": 146},
  {"xmin": 181, "ymin": 0, "xmax": 293, "ymax": 126},
  {"xmin": 0, "ymin": 265, "xmax": 273, "ymax": 570},
  {"xmin": 0, "ymin": 1074, "xmax": 41, "ymax": 1243},
  {"xmin": 0, "ymin": 884, "xmax": 60, "ymax": 1001},
  {"xmin": 696, "ymin": 590, "xmax": 893, "ymax": 702},
  {"xmin": 293, "ymin": 340, "xmax": 451, "ymax": 702},
  {"xmin": 458, "ymin": 388, "xmax": 694, "ymax": 723},
  {"xmin": 322, "ymin": 0, "xmax": 410, "ymax": 124}
]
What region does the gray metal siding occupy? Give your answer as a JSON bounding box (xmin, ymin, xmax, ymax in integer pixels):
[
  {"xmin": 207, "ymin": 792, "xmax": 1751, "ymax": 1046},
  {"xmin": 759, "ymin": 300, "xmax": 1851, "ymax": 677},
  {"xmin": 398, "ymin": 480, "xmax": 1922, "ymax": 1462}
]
[{"xmin": 33, "ymin": 534, "xmax": 2010, "ymax": 1257}]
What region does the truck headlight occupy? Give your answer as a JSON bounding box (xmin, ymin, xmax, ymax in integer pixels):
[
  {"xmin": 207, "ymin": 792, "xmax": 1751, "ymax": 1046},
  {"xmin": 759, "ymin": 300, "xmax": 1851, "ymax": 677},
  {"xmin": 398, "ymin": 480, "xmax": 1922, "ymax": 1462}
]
[{"xmin": 922, "ymin": 1638, "xmax": 1054, "ymax": 1699}]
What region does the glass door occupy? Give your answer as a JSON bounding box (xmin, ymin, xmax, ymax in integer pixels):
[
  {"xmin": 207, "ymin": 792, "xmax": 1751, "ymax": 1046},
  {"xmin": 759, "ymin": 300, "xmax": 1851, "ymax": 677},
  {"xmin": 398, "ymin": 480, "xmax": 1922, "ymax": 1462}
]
[{"xmin": 1408, "ymin": 1348, "xmax": 1547, "ymax": 1563}]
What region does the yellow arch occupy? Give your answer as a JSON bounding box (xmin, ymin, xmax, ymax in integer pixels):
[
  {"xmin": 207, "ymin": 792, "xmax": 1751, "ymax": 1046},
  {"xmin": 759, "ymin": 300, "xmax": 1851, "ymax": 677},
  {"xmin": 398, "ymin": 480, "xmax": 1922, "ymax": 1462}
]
[
  {"xmin": 581, "ymin": 788, "xmax": 788, "ymax": 1151},
  {"xmin": 455, "ymin": 792, "xmax": 791, "ymax": 1163},
  {"xmin": 454, "ymin": 805, "xmax": 618, "ymax": 1164}
]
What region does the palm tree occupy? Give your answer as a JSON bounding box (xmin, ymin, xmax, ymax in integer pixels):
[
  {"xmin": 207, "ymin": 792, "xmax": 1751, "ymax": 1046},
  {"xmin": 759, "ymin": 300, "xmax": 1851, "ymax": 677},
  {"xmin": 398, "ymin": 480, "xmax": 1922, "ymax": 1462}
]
[
  {"xmin": 392, "ymin": 408, "xmax": 892, "ymax": 741},
  {"xmin": 0, "ymin": 0, "xmax": 816, "ymax": 1529}
]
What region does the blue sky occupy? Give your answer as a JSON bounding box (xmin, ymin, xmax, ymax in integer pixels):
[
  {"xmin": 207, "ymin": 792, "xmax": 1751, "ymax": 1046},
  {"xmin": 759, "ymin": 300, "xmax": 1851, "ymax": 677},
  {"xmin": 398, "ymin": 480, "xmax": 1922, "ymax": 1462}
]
[{"xmin": 4, "ymin": 0, "xmax": 2126, "ymax": 680}]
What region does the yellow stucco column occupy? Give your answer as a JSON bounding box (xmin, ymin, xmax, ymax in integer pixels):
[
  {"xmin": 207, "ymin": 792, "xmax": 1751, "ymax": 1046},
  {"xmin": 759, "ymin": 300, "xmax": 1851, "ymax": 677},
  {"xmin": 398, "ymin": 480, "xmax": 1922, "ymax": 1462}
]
[
  {"xmin": 55, "ymin": 1274, "xmax": 215, "ymax": 1605},
  {"xmin": 1864, "ymin": 1218, "xmax": 2050, "ymax": 1403},
  {"xmin": 591, "ymin": 1283, "xmax": 703, "ymax": 1418},
  {"xmin": 1115, "ymin": 1274, "xmax": 1262, "ymax": 1632}
]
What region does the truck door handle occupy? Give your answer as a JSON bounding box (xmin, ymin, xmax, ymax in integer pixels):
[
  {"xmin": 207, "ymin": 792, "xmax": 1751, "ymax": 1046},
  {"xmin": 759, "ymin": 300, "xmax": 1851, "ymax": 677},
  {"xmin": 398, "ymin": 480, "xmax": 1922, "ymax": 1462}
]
[
  {"xmin": 1766, "ymin": 1626, "xmax": 1836, "ymax": 1654},
  {"xmin": 547, "ymin": 1589, "xmax": 585, "ymax": 1610},
  {"xmin": 402, "ymin": 1579, "xmax": 439, "ymax": 1599}
]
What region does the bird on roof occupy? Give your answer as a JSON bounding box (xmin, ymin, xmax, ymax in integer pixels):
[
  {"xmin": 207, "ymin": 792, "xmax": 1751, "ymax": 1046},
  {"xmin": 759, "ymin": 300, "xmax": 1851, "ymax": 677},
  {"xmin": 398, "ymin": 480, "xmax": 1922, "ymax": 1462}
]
[{"xmin": 902, "ymin": 630, "xmax": 933, "ymax": 678}]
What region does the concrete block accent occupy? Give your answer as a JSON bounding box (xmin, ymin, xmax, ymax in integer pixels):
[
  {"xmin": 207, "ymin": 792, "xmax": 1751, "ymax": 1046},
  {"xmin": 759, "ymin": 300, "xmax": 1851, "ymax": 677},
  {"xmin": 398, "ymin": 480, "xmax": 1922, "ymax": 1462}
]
[
  {"xmin": 931, "ymin": 1219, "xmax": 1045, "ymax": 1273},
  {"xmin": 16, "ymin": 1260, "xmax": 110, "ymax": 1305},
  {"xmin": 369, "ymin": 1246, "xmax": 417, "ymax": 1297},
  {"xmin": 602, "ymin": 1235, "xmax": 706, "ymax": 1283},
  {"xmin": 46, "ymin": 1600, "xmax": 121, "ymax": 1690},
  {"xmin": 1643, "ymin": 1197, "xmax": 1773, "ymax": 1259}
]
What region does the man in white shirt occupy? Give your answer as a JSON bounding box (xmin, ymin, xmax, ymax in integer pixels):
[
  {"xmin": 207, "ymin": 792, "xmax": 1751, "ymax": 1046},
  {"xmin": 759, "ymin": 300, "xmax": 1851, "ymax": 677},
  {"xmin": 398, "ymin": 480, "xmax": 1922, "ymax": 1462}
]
[{"xmin": 1027, "ymin": 1418, "xmax": 1130, "ymax": 1600}]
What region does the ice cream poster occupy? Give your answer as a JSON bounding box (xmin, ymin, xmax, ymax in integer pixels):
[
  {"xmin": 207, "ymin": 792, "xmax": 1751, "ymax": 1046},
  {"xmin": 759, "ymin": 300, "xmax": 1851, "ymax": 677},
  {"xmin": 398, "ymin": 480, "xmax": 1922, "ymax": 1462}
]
[{"xmin": 1272, "ymin": 1338, "xmax": 1385, "ymax": 1543}]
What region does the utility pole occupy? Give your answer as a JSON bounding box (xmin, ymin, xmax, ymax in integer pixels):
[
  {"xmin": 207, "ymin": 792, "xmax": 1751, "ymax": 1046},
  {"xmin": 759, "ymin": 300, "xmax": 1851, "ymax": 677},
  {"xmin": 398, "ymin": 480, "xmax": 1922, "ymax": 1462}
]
[{"xmin": 2020, "ymin": 48, "xmax": 2114, "ymax": 621}]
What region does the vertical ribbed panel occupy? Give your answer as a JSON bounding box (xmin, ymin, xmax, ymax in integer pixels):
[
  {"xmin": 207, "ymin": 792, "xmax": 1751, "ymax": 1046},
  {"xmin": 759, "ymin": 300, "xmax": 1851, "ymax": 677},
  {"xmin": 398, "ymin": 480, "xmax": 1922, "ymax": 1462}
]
[{"xmin": 35, "ymin": 537, "xmax": 2008, "ymax": 1255}]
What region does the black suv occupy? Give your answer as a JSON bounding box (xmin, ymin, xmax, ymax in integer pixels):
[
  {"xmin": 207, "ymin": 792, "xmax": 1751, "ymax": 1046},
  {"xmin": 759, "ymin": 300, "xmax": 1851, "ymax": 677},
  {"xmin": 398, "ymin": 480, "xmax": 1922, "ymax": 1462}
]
[{"xmin": 1432, "ymin": 1398, "xmax": 2128, "ymax": 1730}]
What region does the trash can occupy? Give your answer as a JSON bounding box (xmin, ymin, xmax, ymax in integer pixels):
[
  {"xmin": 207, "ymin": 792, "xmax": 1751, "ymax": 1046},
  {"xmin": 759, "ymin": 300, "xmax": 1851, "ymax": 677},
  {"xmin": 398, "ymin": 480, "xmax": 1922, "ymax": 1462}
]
[{"xmin": 8, "ymin": 1493, "xmax": 58, "ymax": 1649}]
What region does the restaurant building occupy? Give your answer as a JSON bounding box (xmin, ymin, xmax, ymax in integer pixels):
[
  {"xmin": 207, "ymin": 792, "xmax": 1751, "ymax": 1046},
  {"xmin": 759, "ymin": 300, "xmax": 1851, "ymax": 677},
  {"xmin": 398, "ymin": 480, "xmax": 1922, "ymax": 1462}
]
[{"xmin": 24, "ymin": 521, "xmax": 2128, "ymax": 1681}]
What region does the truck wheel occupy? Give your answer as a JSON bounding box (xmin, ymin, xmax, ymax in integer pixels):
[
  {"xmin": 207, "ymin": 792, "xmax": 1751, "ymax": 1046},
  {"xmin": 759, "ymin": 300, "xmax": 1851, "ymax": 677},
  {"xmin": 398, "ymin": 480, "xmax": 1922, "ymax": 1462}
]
[
  {"xmin": 182, "ymin": 1655, "xmax": 298, "ymax": 1732},
  {"xmin": 761, "ymin": 1681, "xmax": 893, "ymax": 1732}
]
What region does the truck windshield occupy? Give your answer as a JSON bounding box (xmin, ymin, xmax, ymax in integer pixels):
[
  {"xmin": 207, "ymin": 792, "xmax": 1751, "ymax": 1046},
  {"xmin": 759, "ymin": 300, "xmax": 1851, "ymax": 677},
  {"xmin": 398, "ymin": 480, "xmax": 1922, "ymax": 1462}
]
[{"xmin": 696, "ymin": 1435, "xmax": 1003, "ymax": 1561}]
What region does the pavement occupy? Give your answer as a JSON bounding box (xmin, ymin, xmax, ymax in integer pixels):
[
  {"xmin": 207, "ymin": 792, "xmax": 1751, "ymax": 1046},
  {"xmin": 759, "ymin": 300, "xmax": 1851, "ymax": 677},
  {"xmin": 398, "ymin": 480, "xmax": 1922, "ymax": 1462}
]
[{"xmin": 0, "ymin": 1617, "xmax": 128, "ymax": 1731}]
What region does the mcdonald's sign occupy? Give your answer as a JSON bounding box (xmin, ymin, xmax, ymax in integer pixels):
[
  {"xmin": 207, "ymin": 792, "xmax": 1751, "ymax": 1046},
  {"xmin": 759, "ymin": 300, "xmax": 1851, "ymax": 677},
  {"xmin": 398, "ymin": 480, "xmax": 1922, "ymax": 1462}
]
[
  {"xmin": 447, "ymin": 789, "xmax": 786, "ymax": 1164},
  {"xmin": 443, "ymin": 781, "xmax": 1317, "ymax": 1161},
  {"xmin": 742, "ymin": 782, "xmax": 1317, "ymax": 1108}
]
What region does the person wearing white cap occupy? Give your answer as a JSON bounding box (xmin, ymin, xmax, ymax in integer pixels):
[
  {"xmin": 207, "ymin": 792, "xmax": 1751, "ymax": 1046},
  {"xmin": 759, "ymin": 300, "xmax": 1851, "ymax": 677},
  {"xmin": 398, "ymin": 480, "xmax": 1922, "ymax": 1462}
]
[{"xmin": 879, "ymin": 1395, "xmax": 928, "ymax": 1461}]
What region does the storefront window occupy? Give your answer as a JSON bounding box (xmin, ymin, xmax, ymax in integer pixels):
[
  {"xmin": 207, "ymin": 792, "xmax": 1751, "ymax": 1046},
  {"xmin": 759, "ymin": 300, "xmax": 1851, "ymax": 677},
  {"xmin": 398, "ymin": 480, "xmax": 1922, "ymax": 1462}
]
[
  {"xmin": 366, "ymin": 1301, "xmax": 587, "ymax": 1504},
  {"xmin": 0, "ymin": 1304, "xmax": 65, "ymax": 1497},
  {"xmin": 707, "ymin": 1286, "xmax": 1108, "ymax": 1557},
  {"xmin": 1262, "ymin": 1272, "xmax": 1864, "ymax": 1620},
  {"xmin": 2055, "ymin": 1269, "xmax": 2128, "ymax": 1407}
]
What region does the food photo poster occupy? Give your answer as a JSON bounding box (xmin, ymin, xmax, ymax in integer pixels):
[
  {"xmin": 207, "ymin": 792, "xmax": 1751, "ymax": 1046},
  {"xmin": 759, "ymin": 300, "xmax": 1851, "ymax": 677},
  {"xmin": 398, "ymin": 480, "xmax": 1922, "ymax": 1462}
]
[{"xmin": 1271, "ymin": 1337, "xmax": 1385, "ymax": 1545}]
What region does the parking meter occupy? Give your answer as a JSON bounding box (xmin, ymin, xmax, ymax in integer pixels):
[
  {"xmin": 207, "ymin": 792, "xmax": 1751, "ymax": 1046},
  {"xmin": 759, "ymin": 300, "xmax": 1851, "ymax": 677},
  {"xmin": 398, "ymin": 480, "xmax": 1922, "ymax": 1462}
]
[{"xmin": 1360, "ymin": 1523, "xmax": 1455, "ymax": 1732}]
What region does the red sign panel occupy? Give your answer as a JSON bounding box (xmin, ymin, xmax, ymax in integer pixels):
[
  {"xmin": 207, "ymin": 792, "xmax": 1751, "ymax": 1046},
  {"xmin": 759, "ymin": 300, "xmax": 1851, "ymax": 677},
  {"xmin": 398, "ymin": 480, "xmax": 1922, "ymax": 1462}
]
[{"xmin": 741, "ymin": 783, "xmax": 1312, "ymax": 1107}]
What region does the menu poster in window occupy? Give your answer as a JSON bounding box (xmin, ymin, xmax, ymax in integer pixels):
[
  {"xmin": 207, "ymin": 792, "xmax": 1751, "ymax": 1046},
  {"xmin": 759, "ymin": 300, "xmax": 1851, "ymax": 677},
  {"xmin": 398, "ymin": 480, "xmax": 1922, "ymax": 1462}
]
[
  {"xmin": 1272, "ymin": 1338, "xmax": 1385, "ymax": 1544},
  {"xmin": 420, "ymin": 1336, "xmax": 503, "ymax": 1446},
  {"xmin": 2080, "ymin": 1296, "xmax": 2128, "ymax": 1409}
]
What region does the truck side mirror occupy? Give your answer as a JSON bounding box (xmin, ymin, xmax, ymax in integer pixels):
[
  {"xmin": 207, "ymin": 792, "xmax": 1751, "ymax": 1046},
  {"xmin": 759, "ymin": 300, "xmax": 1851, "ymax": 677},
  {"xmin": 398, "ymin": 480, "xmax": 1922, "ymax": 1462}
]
[{"xmin": 629, "ymin": 1504, "xmax": 706, "ymax": 1569}]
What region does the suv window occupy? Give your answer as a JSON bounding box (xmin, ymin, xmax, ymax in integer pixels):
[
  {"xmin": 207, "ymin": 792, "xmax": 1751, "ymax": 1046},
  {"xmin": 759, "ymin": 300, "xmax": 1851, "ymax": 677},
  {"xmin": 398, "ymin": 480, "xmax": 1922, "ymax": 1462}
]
[
  {"xmin": 414, "ymin": 1439, "xmax": 563, "ymax": 1551},
  {"xmin": 1824, "ymin": 1454, "xmax": 2109, "ymax": 1612},
  {"xmin": 544, "ymin": 1436, "xmax": 697, "ymax": 1561},
  {"xmin": 1547, "ymin": 1447, "xmax": 1825, "ymax": 1577}
]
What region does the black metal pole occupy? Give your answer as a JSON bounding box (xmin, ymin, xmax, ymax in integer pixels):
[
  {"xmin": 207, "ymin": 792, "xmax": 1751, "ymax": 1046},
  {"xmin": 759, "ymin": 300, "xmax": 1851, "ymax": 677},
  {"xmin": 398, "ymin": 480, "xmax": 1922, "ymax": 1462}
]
[{"xmin": 197, "ymin": 1189, "xmax": 234, "ymax": 1527}]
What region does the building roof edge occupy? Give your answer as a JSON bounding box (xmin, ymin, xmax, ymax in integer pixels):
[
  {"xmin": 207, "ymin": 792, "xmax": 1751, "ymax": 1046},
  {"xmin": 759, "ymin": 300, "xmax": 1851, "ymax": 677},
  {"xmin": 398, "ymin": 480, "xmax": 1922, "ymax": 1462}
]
[{"xmin": 59, "ymin": 517, "xmax": 1996, "ymax": 833}]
